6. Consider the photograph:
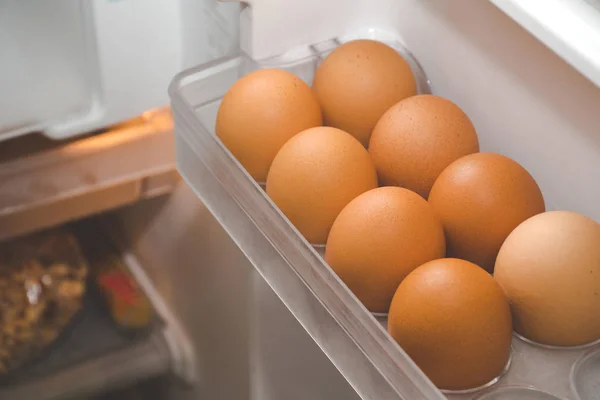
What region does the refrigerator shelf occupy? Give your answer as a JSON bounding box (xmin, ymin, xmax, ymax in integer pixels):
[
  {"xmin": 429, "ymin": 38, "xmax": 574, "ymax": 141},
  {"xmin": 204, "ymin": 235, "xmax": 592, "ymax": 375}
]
[
  {"xmin": 0, "ymin": 291, "xmax": 172, "ymax": 400},
  {"xmin": 0, "ymin": 108, "xmax": 179, "ymax": 242}
]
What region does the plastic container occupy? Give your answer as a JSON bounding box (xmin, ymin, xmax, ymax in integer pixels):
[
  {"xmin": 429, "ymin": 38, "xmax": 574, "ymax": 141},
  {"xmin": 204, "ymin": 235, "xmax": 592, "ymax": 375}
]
[
  {"xmin": 0, "ymin": 228, "xmax": 88, "ymax": 376},
  {"xmin": 169, "ymin": 35, "xmax": 600, "ymax": 400}
]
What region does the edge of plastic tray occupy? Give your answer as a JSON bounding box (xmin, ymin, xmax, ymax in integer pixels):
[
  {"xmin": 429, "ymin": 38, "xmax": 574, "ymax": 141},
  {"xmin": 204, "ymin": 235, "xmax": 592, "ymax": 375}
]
[{"xmin": 168, "ymin": 53, "xmax": 444, "ymax": 399}]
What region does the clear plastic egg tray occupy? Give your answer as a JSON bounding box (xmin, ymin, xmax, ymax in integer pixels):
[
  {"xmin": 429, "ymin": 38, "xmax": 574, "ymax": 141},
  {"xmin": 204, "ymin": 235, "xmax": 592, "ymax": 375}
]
[{"xmin": 169, "ymin": 34, "xmax": 600, "ymax": 400}]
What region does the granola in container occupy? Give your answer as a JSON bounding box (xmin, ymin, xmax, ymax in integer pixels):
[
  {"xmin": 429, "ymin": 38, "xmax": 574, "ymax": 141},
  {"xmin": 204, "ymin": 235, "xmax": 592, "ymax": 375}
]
[{"xmin": 0, "ymin": 229, "xmax": 88, "ymax": 374}]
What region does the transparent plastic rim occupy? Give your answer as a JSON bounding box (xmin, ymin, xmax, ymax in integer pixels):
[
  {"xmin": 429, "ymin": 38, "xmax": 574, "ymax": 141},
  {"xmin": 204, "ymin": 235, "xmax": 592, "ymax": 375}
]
[
  {"xmin": 371, "ymin": 312, "xmax": 389, "ymax": 318},
  {"xmin": 472, "ymin": 385, "xmax": 566, "ymax": 400},
  {"xmin": 252, "ymin": 31, "xmax": 433, "ymax": 96},
  {"xmin": 570, "ymin": 347, "xmax": 600, "ymax": 400},
  {"xmin": 440, "ymin": 346, "xmax": 513, "ymax": 395},
  {"xmin": 513, "ymin": 331, "xmax": 600, "ymax": 350}
]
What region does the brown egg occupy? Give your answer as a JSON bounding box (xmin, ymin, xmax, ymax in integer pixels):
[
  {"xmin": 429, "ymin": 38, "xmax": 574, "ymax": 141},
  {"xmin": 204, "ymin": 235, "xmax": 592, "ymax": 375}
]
[
  {"xmin": 389, "ymin": 258, "xmax": 512, "ymax": 390},
  {"xmin": 369, "ymin": 95, "xmax": 479, "ymax": 198},
  {"xmin": 428, "ymin": 152, "xmax": 545, "ymax": 272},
  {"xmin": 216, "ymin": 68, "xmax": 322, "ymax": 182},
  {"xmin": 495, "ymin": 211, "xmax": 600, "ymax": 347},
  {"xmin": 266, "ymin": 127, "xmax": 378, "ymax": 244},
  {"xmin": 312, "ymin": 39, "xmax": 416, "ymax": 146},
  {"xmin": 325, "ymin": 187, "xmax": 445, "ymax": 313}
]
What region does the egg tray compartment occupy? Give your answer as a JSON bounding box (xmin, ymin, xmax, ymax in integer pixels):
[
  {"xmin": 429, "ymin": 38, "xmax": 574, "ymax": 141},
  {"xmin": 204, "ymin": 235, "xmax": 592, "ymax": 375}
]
[
  {"xmin": 467, "ymin": 337, "xmax": 600, "ymax": 400},
  {"xmin": 169, "ymin": 35, "xmax": 599, "ymax": 400},
  {"xmin": 372, "ymin": 312, "xmax": 600, "ymax": 400}
]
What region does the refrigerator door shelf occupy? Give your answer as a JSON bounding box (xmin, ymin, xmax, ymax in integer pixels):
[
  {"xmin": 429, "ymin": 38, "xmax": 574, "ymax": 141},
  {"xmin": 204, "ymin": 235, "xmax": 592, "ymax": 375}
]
[{"xmin": 169, "ymin": 0, "xmax": 600, "ymax": 398}]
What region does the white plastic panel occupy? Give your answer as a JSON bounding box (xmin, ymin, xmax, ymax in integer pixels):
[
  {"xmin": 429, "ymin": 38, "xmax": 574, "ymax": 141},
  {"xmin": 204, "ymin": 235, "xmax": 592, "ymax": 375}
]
[
  {"xmin": 224, "ymin": 0, "xmax": 413, "ymax": 60},
  {"xmin": 490, "ymin": 0, "xmax": 600, "ymax": 89},
  {"xmin": 45, "ymin": 0, "xmax": 185, "ymax": 138},
  {"xmin": 46, "ymin": 0, "xmax": 240, "ymax": 139},
  {"xmin": 48, "ymin": 0, "xmax": 240, "ymax": 139},
  {"xmin": 0, "ymin": 0, "xmax": 95, "ymax": 141},
  {"xmin": 0, "ymin": 0, "xmax": 240, "ymax": 141},
  {"xmin": 181, "ymin": 0, "xmax": 240, "ymax": 69}
]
